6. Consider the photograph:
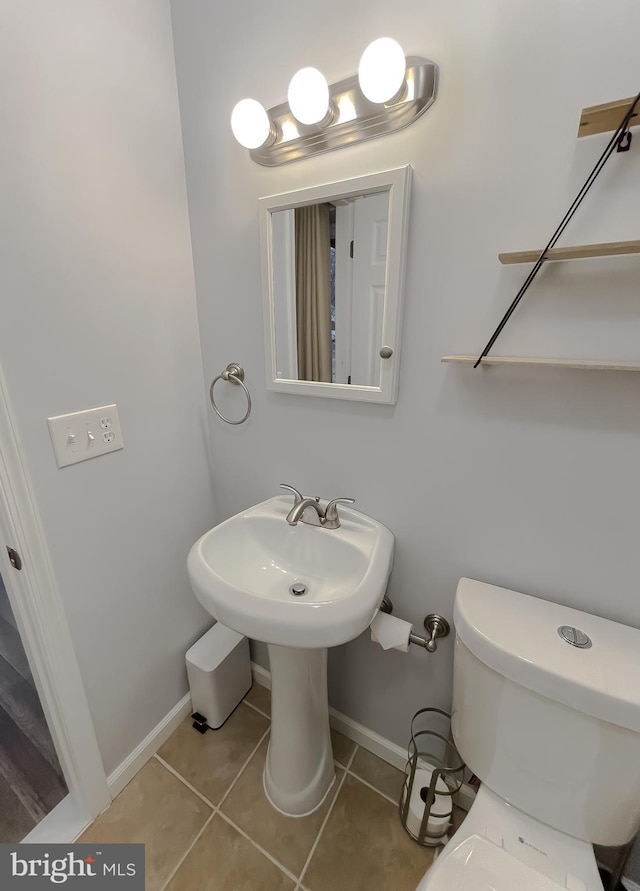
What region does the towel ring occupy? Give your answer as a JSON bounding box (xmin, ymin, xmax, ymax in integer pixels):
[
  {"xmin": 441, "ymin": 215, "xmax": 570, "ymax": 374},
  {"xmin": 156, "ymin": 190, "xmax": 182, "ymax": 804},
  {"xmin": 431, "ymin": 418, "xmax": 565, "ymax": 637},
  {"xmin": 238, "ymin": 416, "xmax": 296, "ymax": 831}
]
[{"xmin": 209, "ymin": 363, "xmax": 252, "ymax": 425}]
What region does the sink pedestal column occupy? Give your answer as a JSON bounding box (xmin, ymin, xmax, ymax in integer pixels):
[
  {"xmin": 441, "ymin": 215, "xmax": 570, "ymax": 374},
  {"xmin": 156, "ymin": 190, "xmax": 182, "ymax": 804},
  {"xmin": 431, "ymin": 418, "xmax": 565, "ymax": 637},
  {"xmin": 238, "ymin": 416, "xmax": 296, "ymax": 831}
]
[{"xmin": 264, "ymin": 645, "xmax": 335, "ymax": 816}]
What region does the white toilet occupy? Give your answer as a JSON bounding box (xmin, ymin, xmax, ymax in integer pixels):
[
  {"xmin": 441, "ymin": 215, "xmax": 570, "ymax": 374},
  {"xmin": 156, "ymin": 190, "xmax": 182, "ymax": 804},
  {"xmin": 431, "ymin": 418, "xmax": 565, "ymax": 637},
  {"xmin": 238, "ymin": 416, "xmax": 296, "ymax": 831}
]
[{"xmin": 416, "ymin": 577, "xmax": 640, "ymax": 891}]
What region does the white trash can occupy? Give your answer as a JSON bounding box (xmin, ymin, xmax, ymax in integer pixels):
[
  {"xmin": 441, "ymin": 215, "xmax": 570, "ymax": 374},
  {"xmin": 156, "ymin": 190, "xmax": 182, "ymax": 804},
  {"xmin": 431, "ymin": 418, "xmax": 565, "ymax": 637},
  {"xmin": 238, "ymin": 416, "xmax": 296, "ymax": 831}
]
[{"xmin": 186, "ymin": 623, "xmax": 251, "ymax": 732}]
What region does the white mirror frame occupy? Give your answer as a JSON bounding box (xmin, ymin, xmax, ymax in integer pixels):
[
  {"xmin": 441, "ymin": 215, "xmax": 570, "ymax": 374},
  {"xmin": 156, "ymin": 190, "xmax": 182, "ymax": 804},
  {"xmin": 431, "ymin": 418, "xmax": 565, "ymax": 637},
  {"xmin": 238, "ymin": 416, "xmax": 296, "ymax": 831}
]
[{"xmin": 259, "ymin": 166, "xmax": 412, "ymax": 404}]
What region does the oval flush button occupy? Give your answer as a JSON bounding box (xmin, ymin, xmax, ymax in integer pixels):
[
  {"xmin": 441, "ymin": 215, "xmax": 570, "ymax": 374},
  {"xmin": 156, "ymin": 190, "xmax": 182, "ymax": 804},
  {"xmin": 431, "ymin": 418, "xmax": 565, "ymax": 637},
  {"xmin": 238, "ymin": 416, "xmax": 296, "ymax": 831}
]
[{"xmin": 558, "ymin": 625, "xmax": 592, "ymax": 649}]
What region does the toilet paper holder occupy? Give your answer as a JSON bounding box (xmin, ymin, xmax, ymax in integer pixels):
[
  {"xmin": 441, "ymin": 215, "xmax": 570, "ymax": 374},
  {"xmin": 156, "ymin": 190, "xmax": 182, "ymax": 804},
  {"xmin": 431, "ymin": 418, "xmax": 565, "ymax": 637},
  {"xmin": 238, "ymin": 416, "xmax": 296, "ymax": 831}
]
[
  {"xmin": 380, "ymin": 597, "xmax": 450, "ymax": 653},
  {"xmin": 400, "ymin": 707, "xmax": 466, "ymax": 847}
]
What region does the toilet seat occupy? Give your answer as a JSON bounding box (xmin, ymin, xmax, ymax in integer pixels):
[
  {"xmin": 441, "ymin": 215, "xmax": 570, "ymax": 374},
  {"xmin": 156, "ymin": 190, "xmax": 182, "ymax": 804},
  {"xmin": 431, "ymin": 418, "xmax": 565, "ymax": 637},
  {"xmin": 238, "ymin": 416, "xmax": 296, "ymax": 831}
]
[
  {"xmin": 418, "ymin": 835, "xmax": 585, "ymax": 891},
  {"xmin": 415, "ymin": 785, "xmax": 602, "ymax": 891}
]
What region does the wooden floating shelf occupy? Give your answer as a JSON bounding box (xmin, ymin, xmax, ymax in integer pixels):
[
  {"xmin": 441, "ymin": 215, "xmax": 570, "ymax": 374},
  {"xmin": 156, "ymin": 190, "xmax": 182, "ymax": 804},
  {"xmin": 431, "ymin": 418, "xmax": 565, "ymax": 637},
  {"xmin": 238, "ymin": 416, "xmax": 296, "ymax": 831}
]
[
  {"xmin": 441, "ymin": 355, "xmax": 640, "ymax": 372},
  {"xmin": 578, "ymin": 96, "xmax": 639, "ymax": 138},
  {"xmin": 498, "ymin": 239, "xmax": 640, "ymax": 265}
]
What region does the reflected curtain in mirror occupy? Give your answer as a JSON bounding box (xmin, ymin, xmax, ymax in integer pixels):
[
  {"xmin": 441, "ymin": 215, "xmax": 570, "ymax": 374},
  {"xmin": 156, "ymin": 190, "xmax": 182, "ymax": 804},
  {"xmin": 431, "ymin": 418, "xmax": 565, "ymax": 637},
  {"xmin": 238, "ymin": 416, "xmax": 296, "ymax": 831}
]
[{"xmin": 295, "ymin": 204, "xmax": 332, "ymax": 383}]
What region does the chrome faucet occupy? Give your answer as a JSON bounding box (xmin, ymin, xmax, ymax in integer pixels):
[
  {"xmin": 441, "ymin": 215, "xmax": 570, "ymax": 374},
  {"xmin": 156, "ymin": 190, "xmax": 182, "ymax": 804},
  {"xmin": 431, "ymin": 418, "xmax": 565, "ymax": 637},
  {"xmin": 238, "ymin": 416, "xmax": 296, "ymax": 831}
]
[{"xmin": 279, "ymin": 484, "xmax": 355, "ymax": 530}]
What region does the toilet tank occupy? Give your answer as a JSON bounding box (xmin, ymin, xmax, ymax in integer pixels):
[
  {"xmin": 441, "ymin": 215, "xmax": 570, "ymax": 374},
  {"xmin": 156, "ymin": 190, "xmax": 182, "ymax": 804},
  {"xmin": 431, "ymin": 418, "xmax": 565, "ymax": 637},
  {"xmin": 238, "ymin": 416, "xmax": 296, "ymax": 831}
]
[{"xmin": 451, "ymin": 578, "xmax": 640, "ymax": 846}]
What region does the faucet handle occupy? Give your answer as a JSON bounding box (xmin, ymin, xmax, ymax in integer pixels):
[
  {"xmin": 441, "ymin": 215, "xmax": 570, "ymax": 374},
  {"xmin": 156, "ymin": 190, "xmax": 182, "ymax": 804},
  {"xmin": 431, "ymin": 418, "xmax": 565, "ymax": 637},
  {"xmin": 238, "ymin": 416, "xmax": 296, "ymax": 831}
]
[
  {"xmin": 279, "ymin": 483, "xmax": 304, "ymax": 505},
  {"xmin": 324, "ymin": 497, "xmax": 355, "ymax": 528}
]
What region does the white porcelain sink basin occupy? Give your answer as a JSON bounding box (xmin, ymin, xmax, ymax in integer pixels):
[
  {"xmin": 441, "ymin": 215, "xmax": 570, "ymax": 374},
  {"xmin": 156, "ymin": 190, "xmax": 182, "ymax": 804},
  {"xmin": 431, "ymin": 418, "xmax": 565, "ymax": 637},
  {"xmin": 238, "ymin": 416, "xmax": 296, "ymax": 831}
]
[{"xmin": 187, "ymin": 495, "xmax": 394, "ymax": 648}]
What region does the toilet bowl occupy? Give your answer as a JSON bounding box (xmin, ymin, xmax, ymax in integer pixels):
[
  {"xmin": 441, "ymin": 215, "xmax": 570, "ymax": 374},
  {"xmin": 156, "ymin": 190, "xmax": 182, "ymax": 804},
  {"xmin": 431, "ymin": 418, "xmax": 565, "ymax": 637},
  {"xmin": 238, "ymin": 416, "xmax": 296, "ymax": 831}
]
[{"xmin": 415, "ymin": 578, "xmax": 640, "ymax": 891}]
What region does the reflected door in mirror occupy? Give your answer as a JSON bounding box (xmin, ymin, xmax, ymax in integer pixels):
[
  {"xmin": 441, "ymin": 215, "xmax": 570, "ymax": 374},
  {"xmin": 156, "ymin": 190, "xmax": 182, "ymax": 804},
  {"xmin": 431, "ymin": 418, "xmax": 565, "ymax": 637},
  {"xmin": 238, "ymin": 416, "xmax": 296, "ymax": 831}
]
[{"xmin": 272, "ymin": 193, "xmax": 389, "ymax": 386}]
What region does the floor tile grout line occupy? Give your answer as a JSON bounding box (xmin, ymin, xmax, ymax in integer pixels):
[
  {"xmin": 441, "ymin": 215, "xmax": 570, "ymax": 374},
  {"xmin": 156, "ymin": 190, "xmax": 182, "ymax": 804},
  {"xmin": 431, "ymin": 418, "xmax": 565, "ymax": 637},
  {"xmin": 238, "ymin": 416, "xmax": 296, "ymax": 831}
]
[
  {"xmin": 345, "ymin": 768, "xmax": 400, "ymax": 807},
  {"xmin": 216, "ymin": 809, "xmax": 299, "ymax": 885},
  {"xmin": 242, "ymin": 698, "xmax": 271, "ymax": 720},
  {"xmin": 153, "ymin": 754, "xmax": 218, "ymax": 811},
  {"xmin": 296, "ymin": 745, "xmax": 359, "ymax": 889},
  {"xmin": 158, "ymin": 809, "xmax": 217, "ymax": 891},
  {"xmin": 217, "ymin": 726, "xmax": 271, "ymax": 810},
  {"xmin": 83, "ymin": 712, "xmax": 421, "ymax": 891},
  {"xmin": 151, "ymin": 740, "xmax": 389, "ymax": 819}
]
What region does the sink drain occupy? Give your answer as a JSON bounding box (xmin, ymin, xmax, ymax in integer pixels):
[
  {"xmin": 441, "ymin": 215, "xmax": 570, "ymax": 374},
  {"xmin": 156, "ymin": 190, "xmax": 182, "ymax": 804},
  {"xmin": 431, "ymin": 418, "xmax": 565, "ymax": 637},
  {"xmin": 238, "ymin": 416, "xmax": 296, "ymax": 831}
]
[{"xmin": 289, "ymin": 583, "xmax": 308, "ymax": 597}]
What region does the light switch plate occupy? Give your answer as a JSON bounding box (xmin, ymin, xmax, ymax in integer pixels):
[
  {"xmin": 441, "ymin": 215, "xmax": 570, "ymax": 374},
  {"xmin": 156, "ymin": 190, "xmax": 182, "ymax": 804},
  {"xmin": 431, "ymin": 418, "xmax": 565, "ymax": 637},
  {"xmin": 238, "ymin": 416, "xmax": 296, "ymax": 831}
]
[{"xmin": 47, "ymin": 404, "xmax": 124, "ymax": 468}]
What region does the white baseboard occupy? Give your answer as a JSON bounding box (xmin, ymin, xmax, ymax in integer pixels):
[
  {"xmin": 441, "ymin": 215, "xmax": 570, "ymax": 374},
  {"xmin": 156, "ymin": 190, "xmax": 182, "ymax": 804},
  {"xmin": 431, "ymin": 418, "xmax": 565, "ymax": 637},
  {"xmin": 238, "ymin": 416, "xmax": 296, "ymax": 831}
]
[
  {"xmin": 251, "ymin": 662, "xmax": 271, "ymax": 689},
  {"xmin": 250, "ymin": 662, "xmax": 476, "ymax": 811},
  {"xmin": 327, "ymin": 706, "xmax": 408, "ymax": 769},
  {"xmin": 106, "ymin": 692, "xmax": 192, "ymax": 798}
]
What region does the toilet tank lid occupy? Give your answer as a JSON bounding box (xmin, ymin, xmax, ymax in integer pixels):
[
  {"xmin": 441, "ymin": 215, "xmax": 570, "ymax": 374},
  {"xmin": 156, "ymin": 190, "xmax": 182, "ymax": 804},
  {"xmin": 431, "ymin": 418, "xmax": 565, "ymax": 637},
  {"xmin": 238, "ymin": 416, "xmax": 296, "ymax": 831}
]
[{"xmin": 454, "ymin": 578, "xmax": 640, "ymax": 733}]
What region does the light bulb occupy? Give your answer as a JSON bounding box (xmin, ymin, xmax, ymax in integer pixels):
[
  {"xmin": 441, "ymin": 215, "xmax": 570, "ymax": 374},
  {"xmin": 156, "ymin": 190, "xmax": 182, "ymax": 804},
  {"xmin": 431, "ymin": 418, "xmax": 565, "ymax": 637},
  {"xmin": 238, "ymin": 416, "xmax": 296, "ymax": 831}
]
[
  {"xmin": 230, "ymin": 99, "xmax": 272, "ymax": 149},
  {"xmin": 358, "ymin": 38, "xmax": 406, "ymax": 104},
  {"xmin": 287, "ymin": 67, "xmax": 330, "ymax": 125}
]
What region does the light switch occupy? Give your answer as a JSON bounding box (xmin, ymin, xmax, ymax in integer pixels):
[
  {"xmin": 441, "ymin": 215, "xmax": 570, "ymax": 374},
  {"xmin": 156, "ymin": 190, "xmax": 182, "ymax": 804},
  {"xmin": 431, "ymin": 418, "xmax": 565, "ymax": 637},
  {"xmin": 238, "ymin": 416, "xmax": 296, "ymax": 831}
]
[{"xmin": 47, "ymin": 404, "xmax": 123, "ymax": 468}]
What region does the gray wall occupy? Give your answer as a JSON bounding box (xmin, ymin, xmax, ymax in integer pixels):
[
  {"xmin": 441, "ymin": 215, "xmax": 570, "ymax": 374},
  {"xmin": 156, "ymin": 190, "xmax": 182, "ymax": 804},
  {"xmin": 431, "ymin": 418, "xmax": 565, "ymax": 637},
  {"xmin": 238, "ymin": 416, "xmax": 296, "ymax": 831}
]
[
  {"xmin": 171, "ymin": 0, "xmax": 640, "ymax": 750},
  {"xmin": 0, "ymin": 1, "xmax": 216, "ymax": 774}
]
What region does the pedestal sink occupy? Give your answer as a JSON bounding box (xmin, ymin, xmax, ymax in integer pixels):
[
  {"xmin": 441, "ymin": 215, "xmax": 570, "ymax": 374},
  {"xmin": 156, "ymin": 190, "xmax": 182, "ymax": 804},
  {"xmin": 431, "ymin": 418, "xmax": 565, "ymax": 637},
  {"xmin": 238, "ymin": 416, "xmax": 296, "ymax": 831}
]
[{"xmin": 187, "ymin": 495, "xmax": 394, "ymax": 816}]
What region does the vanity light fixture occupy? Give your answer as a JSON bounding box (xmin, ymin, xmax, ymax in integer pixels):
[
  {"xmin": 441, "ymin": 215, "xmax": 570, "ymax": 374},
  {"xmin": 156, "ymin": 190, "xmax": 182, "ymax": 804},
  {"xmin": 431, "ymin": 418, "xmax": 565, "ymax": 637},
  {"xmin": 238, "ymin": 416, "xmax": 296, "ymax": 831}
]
[{"xmin": 230, "ymin": 38, "xmax": 438, "ymax": 166}]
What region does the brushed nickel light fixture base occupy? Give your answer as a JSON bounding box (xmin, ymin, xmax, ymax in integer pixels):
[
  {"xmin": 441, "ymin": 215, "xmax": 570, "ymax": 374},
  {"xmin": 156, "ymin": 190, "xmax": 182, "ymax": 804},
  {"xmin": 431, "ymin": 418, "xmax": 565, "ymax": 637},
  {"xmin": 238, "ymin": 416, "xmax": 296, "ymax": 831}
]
[{"xmin": 249, "ymin": 57, "xmax": 438, "ymax": 167}]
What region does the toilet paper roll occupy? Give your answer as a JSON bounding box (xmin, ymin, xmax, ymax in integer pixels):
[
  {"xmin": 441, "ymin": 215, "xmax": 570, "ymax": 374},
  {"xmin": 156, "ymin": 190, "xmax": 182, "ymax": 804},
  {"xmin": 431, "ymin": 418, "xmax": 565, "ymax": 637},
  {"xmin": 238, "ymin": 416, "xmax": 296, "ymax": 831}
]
[
  {"xmin": 370, "ymin": 612, "xmax": 412, "ymax": 652},
  {"xmin": 405, "ymin": 768, "xmax": 451, "ymax": 844}
]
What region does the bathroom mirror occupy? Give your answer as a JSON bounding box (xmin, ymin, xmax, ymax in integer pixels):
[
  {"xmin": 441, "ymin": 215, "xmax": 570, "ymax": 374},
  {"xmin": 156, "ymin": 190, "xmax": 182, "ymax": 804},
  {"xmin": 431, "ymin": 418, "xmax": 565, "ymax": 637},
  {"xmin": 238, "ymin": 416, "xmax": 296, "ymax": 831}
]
[{"xmin": 259, "ymin": 166, "xmax": 412, "ymax": 404}]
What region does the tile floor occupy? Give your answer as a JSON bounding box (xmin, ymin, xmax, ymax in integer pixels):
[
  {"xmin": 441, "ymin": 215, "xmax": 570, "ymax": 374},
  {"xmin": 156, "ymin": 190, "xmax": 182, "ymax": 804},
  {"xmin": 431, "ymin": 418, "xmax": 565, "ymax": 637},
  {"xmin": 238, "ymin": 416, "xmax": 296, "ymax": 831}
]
[{"xmin": 80, "ymin": 684, "xmax": 447, "ymax": 891}]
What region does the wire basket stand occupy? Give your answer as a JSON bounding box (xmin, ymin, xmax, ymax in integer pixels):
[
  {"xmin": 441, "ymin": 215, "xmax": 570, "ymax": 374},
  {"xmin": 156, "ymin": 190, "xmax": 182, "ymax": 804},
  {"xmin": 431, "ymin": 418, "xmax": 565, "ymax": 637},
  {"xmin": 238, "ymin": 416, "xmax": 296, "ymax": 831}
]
[{"xmin": 400, "ymin": 707, "xmax": 465, "ymax": 847}]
